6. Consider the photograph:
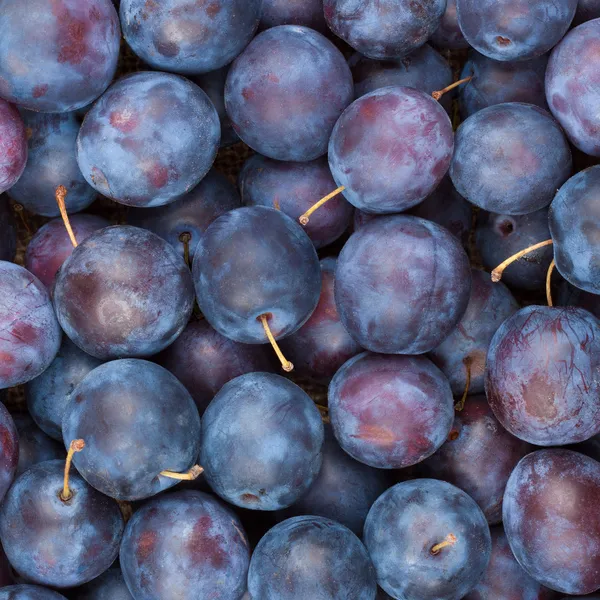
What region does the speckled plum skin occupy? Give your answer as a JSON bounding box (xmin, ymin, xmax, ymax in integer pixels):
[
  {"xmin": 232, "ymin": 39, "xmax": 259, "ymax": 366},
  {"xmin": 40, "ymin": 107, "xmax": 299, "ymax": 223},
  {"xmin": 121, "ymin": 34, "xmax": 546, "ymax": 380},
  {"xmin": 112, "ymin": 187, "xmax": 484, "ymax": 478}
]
[
  {"xmin": 0, "ymin": 460, "xmax": 123, "ymax": 588},
  {"xmin": 120, "ymin": 0, "xmax": 261, "ymax": 75},
  {"xmin": 74, "ymin": 568, "xmax": 133, "ymax": 599},
  {"xmin": 476, "ymin": 208, "xmax": 553, "ymax": 291},
  {"xmin": 193, "ymin": 206, "xmax": 321, "ymax": 344},
  {"xmin": 0, "ymin": 100, "xmax": 26, "ymax": 194},
  {"xmin": 128, "ymin": 169, "xmax": 241, "ymax": 260},
  {"xmin": 53, "ymin": 225, "xmax": 194, "ymax": 360},
  {"xmin": 25, "ymin": 215, "xmax": 109, "ymax": 292},
  {"xmin": 0, "ymin": 0, "xmax": 120, "ymax": 113},
  {"xmin": 329, "ymin": 353, "xmax": 454, "ymax": 469},
  {"xmin": 225, "ymin": 26, "xmax": 353, "ymax": 162},
  {"xmin": 0, "ymin": 262, "xmax": 61, "ymax": 388},
  {"xmin": 450, "ymin": 103, "xmax": 572, "ymax": 215},
  {"xmin": 239, "ymin": 155, "xmax": 353, "ymax": 249},
  {"xmin": 12, "ymin": 414, "xmax": 63, "ymax": 477},
  {"xmin": 324, "ymin": 0, "xmax": 446, "ymax": 59},
  {"xmin": 0, "ymin": 195, "xmax": 17, "ymax": 262},
  {"xmin": 430, "ymin": 269, "xmax": 519, "ymax": 396},
  {"xmin": 9, "ymin": 112, "xmax": 96, "ymax": 217},
  {"xmin": 456, "ymin": 0, "xmax": 577, "ymax": 62},
  {"xmin": 546, "ymin": 20, "xmax": 600, "ymax": 156},
  {"xmin": 77, "ymin": 72, "xmax": 220, "ymax": 208},
  {"xmin": 120, "ymin": 491, "xmax": 250, "ymax": 600},
  {"xmin": 549, "ymin": 167, "xmax": 600, "ymax": 295},
  {"xmin": 504, "ymin": 450, "xmax": 600, "ymax": 595},
  {"xmin": 459, "ymin": 52, "xmax": 549, "ymax": 119},
  {"xmin": 464, "ymin": 527, "xmax": 559, "ymax": 600},
  {"xmin": 26, "ymin": 338, "xmax": 103, "ymax": 441},
  {"xmin": 335, "ymin": 215, "xmax": 472, "ymax": 354},
  {"xmin": 260, "ymin": 0, "xmax": 327, "ymax": 32},
  {"xmin": 156, "ymin": 319, "xmax": 274, "ymax": 416},
  {"xmin": 430, "ymin": 0, "xmax": 469, "ymax": 50},
  {"xmin": 364, "ymin": 480, "xmax": 491, "ymax": 600},
  {"xmin": 248, "ymin": 516, "xmax": 377, "ymax": 600},
  {"xmin": 201, "ymin": 373, "xmax": 324, "ymax": 510},
  {"xmin": 0, "ymin": 587, "xmax": 67, "ymax": 599},
  {"xmin": 330, "ymin": 86, "xmax": 453, "ymax": 214},
  {"xmin": 574, "ymin": 0, "xmax": 600, "ymax": 24},
  {"xmin": 419, "ymin": 396, "xmax": 532, "ymax": 525},
  {"xmin": 0, "ymin": 403, "xmax": 18, "ymax": 503},
  {"xmin": 63, "ymin": 359, "xmax": 201, "ymax": 501},
  {"xmin": 486, "ymin": 306, "xmax": 600, "ymax": 446}
]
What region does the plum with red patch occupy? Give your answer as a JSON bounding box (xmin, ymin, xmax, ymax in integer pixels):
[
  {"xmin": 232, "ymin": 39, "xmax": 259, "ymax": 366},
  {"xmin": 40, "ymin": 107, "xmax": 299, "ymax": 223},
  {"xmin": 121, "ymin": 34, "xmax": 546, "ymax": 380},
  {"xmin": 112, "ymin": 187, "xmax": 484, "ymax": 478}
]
[
  {"xmin": 260, "ymin": 0, "xmax": 327, "ymax": 32},
  {"xmin": 0, "ymin": 195, "xmax": 16, "ymax": 262},
  {"xmin": 0, "ymin": 100, "xmax": 26, "ymax": 194},
  {"xmin": 0, "ymin": 587, "xmax": 66, "ymax": 599},
  {"xmin": 0, "ymin": 403, "xmax": 18, "ymax": 503},
  {"xmin": 120, "ymin": 490, "xmax": 250, "ymax": 600},
  {"xmin": 12, "ymin": 413, "xmax": 63, "ymax": 477},
  {"xmin": 430, "ymin": 0, "xmax": 469, "ymax": 50},
  {"xmin": 0, "ymin": 0, "xmax": 120, "ymax": 112}
]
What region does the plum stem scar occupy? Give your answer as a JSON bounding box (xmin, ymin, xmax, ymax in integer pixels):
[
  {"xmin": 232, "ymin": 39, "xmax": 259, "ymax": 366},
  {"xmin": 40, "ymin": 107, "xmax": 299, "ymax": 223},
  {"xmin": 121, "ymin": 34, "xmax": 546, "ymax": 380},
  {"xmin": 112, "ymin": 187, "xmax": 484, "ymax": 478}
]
[{"xmin": 430, "ymin": 533, "xmax": 458, "ymax": 555}]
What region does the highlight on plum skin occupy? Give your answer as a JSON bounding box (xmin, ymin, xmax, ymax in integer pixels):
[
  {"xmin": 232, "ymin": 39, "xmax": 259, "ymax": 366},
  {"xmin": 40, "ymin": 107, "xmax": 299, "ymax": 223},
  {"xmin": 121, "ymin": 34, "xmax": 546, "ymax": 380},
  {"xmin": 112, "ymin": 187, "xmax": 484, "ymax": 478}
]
[{"xmin": 0, "ymin": 100, "xmax": 27, "ymax": 194}]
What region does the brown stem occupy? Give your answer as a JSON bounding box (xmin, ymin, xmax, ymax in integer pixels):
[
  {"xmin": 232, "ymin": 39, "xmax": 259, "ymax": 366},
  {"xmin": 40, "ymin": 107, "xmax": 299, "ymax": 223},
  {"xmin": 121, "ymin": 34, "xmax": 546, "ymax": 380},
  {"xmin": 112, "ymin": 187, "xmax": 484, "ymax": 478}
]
[
  {"xmin": 299, "ymin": 186, "xmax": 345, "ymax": 226},
  {"xmin": 430, "ymin": 533, "xmax": 457, "ymax": 555},
  {"xmin": 260, "ymin": 314, "xmax": 293, "ymax": 372},
  {"xmin": 315, "ymin": 403, "xmax": 330, "ymax": 423},
  {"xmin": 179, "ymin": 231, "xmax": 192, "ymax": 268},
  {"xmin": 61, "ymin": 439, "xmax": 85, "ymax": 501},
  {"xmin": 273, "ymin": 198, "xmax": 281, "ymax": 210},
  {"xmin": 55, "ymin": 186, "xmax": 78, "ymax": 248},
  {"xmin": 432, "ymin": 76, "xmax": 473, "ymax": 101},
  {"xmin": 491, "ymin": 239, "xmax": 553, "ymax": 283},
  {"xmin": 546, "ymin": 259, "xmax": 556, "ymax": 307},
  {"xmin": 160, "ymin": 465, "xmax": 204, "ymax": 481},
  {"xmin": 454, "ymin": 358, "xmax": 472, "ymax": 412}
]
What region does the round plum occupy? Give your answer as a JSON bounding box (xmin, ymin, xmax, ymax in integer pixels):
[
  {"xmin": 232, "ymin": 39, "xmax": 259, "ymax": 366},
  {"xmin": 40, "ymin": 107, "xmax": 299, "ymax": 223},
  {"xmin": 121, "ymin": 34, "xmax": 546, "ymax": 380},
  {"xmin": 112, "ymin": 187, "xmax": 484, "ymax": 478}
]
[
  {"xmin": 260, "ymin": 0, "xmax": 327, "ymax": 32},
  {"xmin": 430, "ymin": 0, "xmax": 469, "ymax": 50},
  {"xmin": 557, "ymin": 279, "xmax": 600, "ymax": 321},
  {"xmin": 574, "ymin": 0, "xmax": 600, "ymax": 24},
  {"xmin": 0, "ymin": 403, "xmax": 18, "ymax": 503},
  {"xmin": 0, "ymin": 587, "xmax": 67, "ymax": 600},
  {"xmin": 0, "ymin": 195, "xmax": 16, "ymax": 262},
  {"xmin": 74, "ymin": 568, "xmax": 133, "ymax": 600},
  {"xmin": 12, "ymin": 414, "xmax": 63, "ymax": 477},
  {"xmin": 0, "ymin": 100, "xmax": 26, "ymax": 194}
]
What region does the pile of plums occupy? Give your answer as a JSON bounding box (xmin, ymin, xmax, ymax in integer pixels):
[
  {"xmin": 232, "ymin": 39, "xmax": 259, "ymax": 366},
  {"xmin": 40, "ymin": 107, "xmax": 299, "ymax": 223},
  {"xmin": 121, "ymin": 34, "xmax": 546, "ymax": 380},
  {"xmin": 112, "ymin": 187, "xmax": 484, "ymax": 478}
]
[{"xmin": 0, "ymin": 0, "xmax": 600, "ymax": 598}]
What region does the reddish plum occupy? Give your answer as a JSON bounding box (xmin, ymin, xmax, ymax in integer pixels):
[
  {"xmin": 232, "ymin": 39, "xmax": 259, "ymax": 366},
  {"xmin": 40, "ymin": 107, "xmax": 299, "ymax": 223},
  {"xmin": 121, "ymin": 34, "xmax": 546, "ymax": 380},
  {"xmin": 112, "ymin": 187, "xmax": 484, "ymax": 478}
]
[
  {"xmin": 0, "ymin": 403, "xmax": 18, "ymax": 503},
  {"xmin": 0, "ymin": 100, "xmax": 26, "ymax": 194},
  {"xmin": 430, "ymin": 0, "xmax": 469, "ymax": 50},
  {"xmin": 260, "ymin": 0, "xmax": 327, "ymax": 32}
]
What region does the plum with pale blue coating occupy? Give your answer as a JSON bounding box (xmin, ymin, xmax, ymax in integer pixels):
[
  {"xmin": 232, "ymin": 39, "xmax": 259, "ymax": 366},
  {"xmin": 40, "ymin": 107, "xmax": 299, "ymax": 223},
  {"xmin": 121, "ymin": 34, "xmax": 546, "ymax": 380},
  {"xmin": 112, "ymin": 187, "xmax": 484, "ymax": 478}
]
[
  {"xmin": 0, "ymin": 100, "xmax": 26, "ymax": 194},
  {"xmin": 324, "ymin": 0, "xmax": 446, "ymax": 59},
  {"xmin": 72, "ymin": 568, "xmax": 133, "ymax": 600},
  {"xmin": 76, "ymin": 72, "xmax": 220, "ymax": 208},
  {"xmin": 120, "ymin": 0, "xmax": 261, "ymax": 75},
  {"xmin": 128, "ymin": 169, "xmax": 241, "ymax": 260},
  {"xmin": 459, "ymin": 52, "xmax": 549, "ymax": 118},
  {"xmin": 0, "ymin": 262, "xmax": 61, "ymax": 388},
  {"xmin": 574, "ymin": 0, "xmax": 600, "ymax": 24},
  {"xmin": 549, "ymin": 166, "xmax": 600, "ymax": 295},
  {"xmin": 430, "ymin": 0, "xmax": 469, "ymax": 50},
  {"xmin": 53, "ymin": 226, "xmax": 194, "ymax": 360},
  {"xmin": 26, "ymin": 338, "xmax": 103, "ymax": 441},
  {"xmin": 451, "ymin": 103, "xmax": 572, "ymax": 214},
  {"xmin": 120, "ymin": 490, "xmax": 250, "ymax": 600},
  {"xmin": 364, "ymin": 479, "xmax": 491, "ymax": 600},
  {"xmin": 503, "ymin": 450, "xmax": 600, "ymax": 595},
  {"xmin": 12, "ymin": 414, "xmax": 63, "ymax": 477},
  {"xmin": 62, "ymin": 359, "xmax": 201, "ymax": 501},
  {"xmin": 0, "ymin": 587, "xmax": 67, "ymax": 599},
  {"xmin": 329, "ymin": 353, "xmax": 454, "ymax": 469},
  {"xmin": 329, "ymin": 87, "xmax": 454, "ymax": 214},
  {"xmin": 193, "ymin": 206, "xmax": 321, "ymax": 344},
  {"xmin": 429, "ymin": 269, "xmax": 519, "ymax": 396},
  {"xmin": 25, "ymin": 214, "xmax": 109, "ymax": 292},
  {"xmin": 260, "ymin": 0, "xmax": 327, "ymax": 32},
  {"xmin": 0, "ymin": 460, "xmax": 123, "ymax": 588},
  {"xmin": 0, "ymin": 196, "xmax": 16, "ymax": 262},
  {"xmin": 486, "ymin": 306, "xmax": 600, "ymax": 446},
  {"xmin": 546, "ymin": 20, "xmax": 600, "ymax": 156},
  {"xmin": 0, "ymin": 403, "xmax": 18, "ymax": 503},
  {"xmin": 335, "ymin": 215, "xmax": 471, "ymax": 354},
  {"xmin": 248, "ymin": 516, "xmax": 377, "ymax": 600},
  {"xmin": 456, "ymin": 0, "xmax": 577, "ymax": 62},
  {"xmin": 239, "ymin": 155, "xmax": 353, "ymax": 249},
  {"xmin": 225, "ymin": 26, "xmax": 353, "ymax": 162},
  {"xmin": 201, "ymin": 372, "xmax": 324, "ymax": 510},
  {"xmin": 0, "ymin": 0, "xmax": 120, "ymax": 113},
  {"xmin": 475, "ymin": 208, "xmax": 553, "ymax": 291}
]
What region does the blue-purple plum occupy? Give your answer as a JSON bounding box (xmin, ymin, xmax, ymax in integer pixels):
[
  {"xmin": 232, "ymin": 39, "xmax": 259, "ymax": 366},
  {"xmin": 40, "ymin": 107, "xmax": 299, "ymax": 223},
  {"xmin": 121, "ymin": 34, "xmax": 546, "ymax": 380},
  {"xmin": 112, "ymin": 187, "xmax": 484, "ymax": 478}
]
[
  {"xmin": 120, "ymin": 490, "xmax": 250, "ymax": 600},
  {"xmin": 0, "ymin": 195, "xmax": 16, "ymax": 262},
  {"xmin": 0, "ymin": 403, "xmax": 18, "ymax": 503},
  {"xmin": 456, "ymin": 0, "xmax": 577, "ymax": 62},
  {"xmin": 62, "ymin": 359, "xmax": 201, "ymax": 501},
  {"xmin": 72, "ymin": 568, "xmax": 133, "ymax": 600},
  {"xmin": 0, "ymin": 100, "xmax": 26, "ymax": 194},
  {"xmin": 225, "ymin": 26, "xmax": 353, "ymax": 162},
  {"xmin": 239, "ymin": 155, "xmax": 353, "ymax": 249},
  {"xmin": 12, "ymin": 414, "xmax": 63, "ymax": 477},
  {"xmin": 248, "ymin": 516, "xmax": 377, "ymax": 600},
  {"xmin": 0, "ymin": 587, "xmax": 67, "ymax": 599},
  {"xmin": 329, "ymin": 353, "xmax": 454, "ymax": 469},
  {"xmin": 503, "ymin": 449, "xmax": 600, "ymax": 595},
  {"xmin": 0, "ymin": 542, "xmax": 12, "ymax": 588},
  {"xmin": 120, "ymin": 0, "xmax": 261, "ymax": 75},
  {"xmin": 574, "ymin": 0, "xmax": 600, "ymax": 24},
  {"xmin": 430, "ymin": 269, "xmax": 519, "ymax": 396},
  {"xmin": 329, "ymin": 87, "xmax": 454, "ymax": 214},
  {"xmin": 323, "ymin": 0, "xmax": 446, "ymax": 59},
  {"xmin": 335, "ymin": 215, "xmax": 471, "ymax": 354},
  {"xmin": 450, "ymin": 103, "xmax": 572, "ymax": 214},
  {"xmin": 8, "ymin": 112, "xmax": 96, "ymax": 217},
  {"xmin": 486, "ymin": 306, "xmax": 600, "ymax": 445},
  {"xmin": 557, "ymin": 279, "xmax": 600, "ymax": 320},
  {"xmin": 76, "ymin": 72, "xmax": 220, "ymax": 208},
  {"xmin": 430, "ymin": 0, "xmax": 469, "ymax": 50},
  {"xmin": 260, "ymin": 0, "xmax": 327, "ymax": 32},
  {"xmin": 364, "ymin": 479, "xmax": 491, "ymax": 600},
  {"xmin": 200, "ymin": 372, "xmax": 324, "ymax": 510},
  {"xmin": 0, "ymin": 262, "xmax": 61, "ymax": 388},
  {"xmin": 0, "ymin": 460, "xmax": 123, "ymax": 588},
  {"xmin": 193, "ymin": 206, "xmax": 321, "ymax": 344},
  {"xmin": 53, "ymin": 225, "xmax": 194, "ymax": 360}
]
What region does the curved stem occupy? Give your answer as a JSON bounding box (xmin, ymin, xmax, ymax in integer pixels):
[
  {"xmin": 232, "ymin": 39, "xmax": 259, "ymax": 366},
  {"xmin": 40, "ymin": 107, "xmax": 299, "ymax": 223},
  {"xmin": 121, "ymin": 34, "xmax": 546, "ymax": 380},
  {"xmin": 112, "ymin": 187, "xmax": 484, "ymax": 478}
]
[
  {"xmin": 260, "ymin": 314, "xmax": 294, "ymax": 372},
  {"xmin": 546, "ymin": 259, "xmax": 556, "ymax": 307},
  {"xmin": 432, "ymin": 76, "xmax": 472, "ymax": 101},
  {"xmin": 299, "ymin": 186, "xmax": 345, "ymax": 226},
  {"xmin": 61, "ymin": 439, "xmax": 85, "ymax": 501},
  {"xmin": 454, "ymin": 358, "xmax": 471, "ymax": 412},
  {"xmin": 160, "ymin": 465, "xmax": 204, "ymax": 481},
  {"xmin": 491, "ymin": 239, "xmax": 553, "ymax": 283},
  {"xmin": 430, "ymin": 533, "xmax": 457, "ymax": 555},
  {"xmin": 55, "ymin": 186, "xmax": 78, "ymax": 248},
  {"xmin": 179, "ymin": 232, "xmax": 192, "ymax": 268}
]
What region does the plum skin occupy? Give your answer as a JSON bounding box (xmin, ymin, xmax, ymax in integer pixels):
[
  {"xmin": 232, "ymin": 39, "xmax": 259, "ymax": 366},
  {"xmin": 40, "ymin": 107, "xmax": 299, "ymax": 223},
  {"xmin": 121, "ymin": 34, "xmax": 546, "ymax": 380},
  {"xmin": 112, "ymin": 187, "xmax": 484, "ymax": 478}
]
[
  {"xmin": 0, "ymin": 586, "xmax": 67, "ymax": 599},
  {"xmin": 0, "ymin": 403, "xmax": 18, "ymax": 503},
  {"xmin": 430, "ymin": 0, "xmax": 469, "ymax": 50},
  {"xmin": 12, "ymin": 414, "xmax": 64, "ymax": 477},
  {"xmin": 0, "ymin": 99, "xmax": 27, "ymax": 193}
]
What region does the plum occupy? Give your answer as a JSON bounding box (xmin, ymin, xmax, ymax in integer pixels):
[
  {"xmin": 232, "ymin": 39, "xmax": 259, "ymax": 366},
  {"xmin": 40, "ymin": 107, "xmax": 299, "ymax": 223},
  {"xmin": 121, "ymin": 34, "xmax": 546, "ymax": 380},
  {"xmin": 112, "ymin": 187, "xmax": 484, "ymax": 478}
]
[{"xmin": 0, "ymin": 100, "xmax": 26, "ymax": 194}]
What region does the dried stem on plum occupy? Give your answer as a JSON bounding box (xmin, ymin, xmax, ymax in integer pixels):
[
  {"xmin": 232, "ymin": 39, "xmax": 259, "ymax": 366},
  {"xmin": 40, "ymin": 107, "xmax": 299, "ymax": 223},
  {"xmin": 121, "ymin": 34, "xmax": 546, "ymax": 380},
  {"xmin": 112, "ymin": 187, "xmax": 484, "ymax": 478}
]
[
  {"xmin": 260, "ymin": 314, "xmax": 294, "ymax": 372},
  {"xmin": 430, "ymin": 533, "xmax": 457, "ymax": 555},
  {"xmin": 55, "ymin": 186, "xmax": 78, "ymax": 248},
  {"xmin": 179, "ymin": 231, "xmax": 192, "ymax": 268},
  {"xmin": 159, "ymin": 465, "xmax": 204, "ymax": 481},
  {"xmin": 491, "ymin": 239, "xmax": 553, "ymax": 283},
  {"xmin": 432, "ymin": 77, "xmax": 473, "ymax": 102},
  {"xmin": 546, "ymin": 259, "xmax": 556, "ymax": 307},
  {"xmin": 454, "ymin": 358, "xmax": 472, "ymax": 412},
  {"xmin": 61, "ymin": 439, "xmax": 85, "ymax": 501},
  {"xmin": 299, "ymin": 186, "xmax": 346, "ymax": 226}
]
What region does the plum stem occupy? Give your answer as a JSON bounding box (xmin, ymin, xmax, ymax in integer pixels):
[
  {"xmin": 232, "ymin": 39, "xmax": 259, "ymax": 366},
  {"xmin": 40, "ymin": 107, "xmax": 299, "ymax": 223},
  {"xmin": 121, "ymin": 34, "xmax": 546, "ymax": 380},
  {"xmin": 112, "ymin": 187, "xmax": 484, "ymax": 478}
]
[
  {"xmin": 55, "ymin": 186, "xmax": 78, "ymax": 248},
  {"xmin": 273, "ymin": 198, "xmax": 280, "ymax": 210},
  {"xmin": 430, "ymin": 533, "xmax": 457, "ymax": 555},
  {"xmin": 299, "ymin": 186, "xmax": 345, "ymax": 226},
  {"xmin": 61, "ymin": 439, "xmax": 85, "ymax": 501},
  {"xmin": 159, "ymin": 465, "xmax": 204, "ymax": 481},
  {"xmin": 491, "ymin": 239, "xmax": 553, "ymax": 283},
  {"xmin": 260, "ymin": 314, "xmax": 294, "ymax": 372},
  {"xmin": 546, "ymin": 259, "xmax": 556, "ymax": 307},
  {"xmin": 316, "ymin": 403, "xmax": 330, "ymax": 424},
  {"xmin": 454, "ymin": 358, "xmax": 471, "ymax": 412},
  {"xmin": 179, "ymin": 231, "xmax": 192, "ymax": 268},
  {"xmin": 432, "ymin": 76, "xmax": 472, "ymax": 101}
]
